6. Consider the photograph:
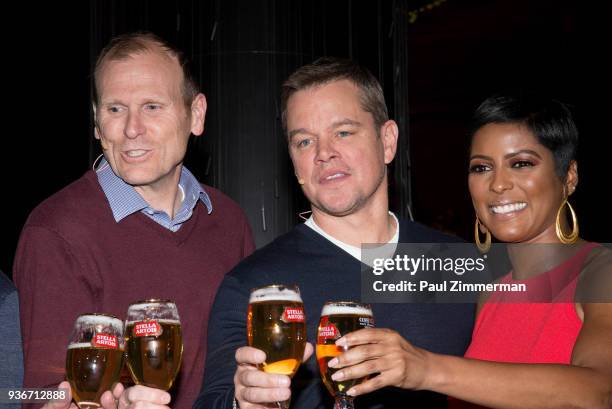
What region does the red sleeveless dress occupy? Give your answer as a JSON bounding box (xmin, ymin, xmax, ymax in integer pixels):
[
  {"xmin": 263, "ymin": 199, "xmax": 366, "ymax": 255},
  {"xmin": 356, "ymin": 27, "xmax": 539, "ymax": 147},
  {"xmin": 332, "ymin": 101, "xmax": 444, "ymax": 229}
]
[{"xmin": 449, "ymin": 242, "xmax": 597, "ymax": 408}]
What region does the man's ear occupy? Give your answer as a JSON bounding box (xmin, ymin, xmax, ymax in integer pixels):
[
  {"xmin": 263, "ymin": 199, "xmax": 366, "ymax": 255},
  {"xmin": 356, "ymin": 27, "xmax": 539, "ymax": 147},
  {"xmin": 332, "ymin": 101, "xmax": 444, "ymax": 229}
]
[
  {"xmin": 93, "ymin": 103, "xmax": 101, "ymax": 140},
  {"xmin": 190, "ymin": 93, "xmax": 207, "ymax": 136},
  {"xmin": 380, "ymin": 120, "xmax": 399, "ymax": 164}
]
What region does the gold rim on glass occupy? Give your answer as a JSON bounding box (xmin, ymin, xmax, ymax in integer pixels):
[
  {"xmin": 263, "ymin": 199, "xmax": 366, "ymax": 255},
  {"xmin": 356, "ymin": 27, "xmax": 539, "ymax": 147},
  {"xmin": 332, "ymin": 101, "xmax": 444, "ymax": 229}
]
[
  {"xmin": 249, "ymin": 284, "xmax": 300, "ymax": 294},
  {"xmin": 129, "ymin": 298, "xmax": 175, "ymax": 306},
  {"xmin": 322, "ymin": 301, "xmax": 371, "ymax": 309},
  {"xmin": 77, "ymin": 312, "xmax": 121, "ymax": 320}
]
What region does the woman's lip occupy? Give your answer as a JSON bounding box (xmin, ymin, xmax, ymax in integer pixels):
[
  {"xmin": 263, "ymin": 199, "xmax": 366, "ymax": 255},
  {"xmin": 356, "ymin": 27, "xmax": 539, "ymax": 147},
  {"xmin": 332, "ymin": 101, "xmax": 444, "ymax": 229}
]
[{"xmin": 489, "ymin": 202, "xmax": 527, "ymax": 215}]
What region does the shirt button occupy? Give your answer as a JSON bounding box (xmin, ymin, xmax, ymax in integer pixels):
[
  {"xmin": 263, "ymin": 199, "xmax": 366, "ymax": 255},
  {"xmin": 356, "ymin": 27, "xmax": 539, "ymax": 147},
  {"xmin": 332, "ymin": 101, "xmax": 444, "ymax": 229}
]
[{"xmin": 146, "ymin": 209, "xmax": 154, "ymax": 215}]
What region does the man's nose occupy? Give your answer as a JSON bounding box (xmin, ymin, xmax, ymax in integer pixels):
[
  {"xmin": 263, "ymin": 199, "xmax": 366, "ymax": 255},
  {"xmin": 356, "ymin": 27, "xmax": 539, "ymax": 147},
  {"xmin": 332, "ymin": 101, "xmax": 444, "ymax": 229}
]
[
  {"xmin": 315, "ymin": 137, "xmax": 338, "ymax": 163},
  {"xmin": 124, "ymin": 111, "xmax": 145, "ymax": 139}
]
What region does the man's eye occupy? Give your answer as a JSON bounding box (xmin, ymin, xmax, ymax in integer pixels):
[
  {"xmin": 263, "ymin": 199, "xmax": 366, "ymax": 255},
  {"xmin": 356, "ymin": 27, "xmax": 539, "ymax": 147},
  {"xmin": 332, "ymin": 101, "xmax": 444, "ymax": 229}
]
[
  {"xmin": 297, "ymin": 139, "xmax": 312, "ymax": 148},
  {"xmin": 108, "ymin": 106, "xmax": 122, "ymax": 113},
  {"xmin": 338, "ymin": 131, "xmax": 352, "ymax": 138},
  {"xmin": 469, "ymin": 164, "xmax": 490, "ymax": 173},
  {"xmin": 145, "ymin": 104, "xmax": 161, "ymax": 111}
]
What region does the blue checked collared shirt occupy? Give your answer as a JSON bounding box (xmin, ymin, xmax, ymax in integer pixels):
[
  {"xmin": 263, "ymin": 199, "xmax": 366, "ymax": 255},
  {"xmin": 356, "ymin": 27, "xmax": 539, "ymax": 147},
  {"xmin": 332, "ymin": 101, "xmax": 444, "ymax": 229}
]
[{"xmin": 95, "ymin": 158, "xmax": 212, "ymax": 232}]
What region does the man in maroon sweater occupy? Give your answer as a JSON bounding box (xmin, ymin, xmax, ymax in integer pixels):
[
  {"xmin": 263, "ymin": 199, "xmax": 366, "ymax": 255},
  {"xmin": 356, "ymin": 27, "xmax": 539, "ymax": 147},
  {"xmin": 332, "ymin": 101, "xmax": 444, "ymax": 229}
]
[{"xmin": 14, "ymin": 32, "xmax": 254, "ymax": 409}]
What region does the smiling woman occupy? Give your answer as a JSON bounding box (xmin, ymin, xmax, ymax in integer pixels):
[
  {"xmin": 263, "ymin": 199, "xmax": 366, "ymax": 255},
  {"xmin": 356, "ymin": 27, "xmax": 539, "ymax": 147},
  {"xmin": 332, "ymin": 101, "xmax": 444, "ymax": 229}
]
[
  {"xmin": 322, "ymin": 94, "xmax": 612, "ymax": 409},
  {"xmin": 468, "ymin": 123, "xmax": 576, "ymax": 244},
  {"xmin": 468, "ymin": 95, "xmax": 579, "ymax": 246},
  {"xmin": 448, "ymin": 94, "xmax": 612, "ymax": 408}
]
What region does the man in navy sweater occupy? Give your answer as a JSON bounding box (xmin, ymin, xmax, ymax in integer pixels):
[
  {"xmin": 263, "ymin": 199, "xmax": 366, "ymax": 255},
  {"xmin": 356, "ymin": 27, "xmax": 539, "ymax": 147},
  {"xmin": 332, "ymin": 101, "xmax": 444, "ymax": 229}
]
[
  {"xmin": 0, "ymin": 271, "xmax": 23, "ymax": 392},
  {"xmin": 196, "ymin": 58, "xmax": 474, "ymax": 409}
]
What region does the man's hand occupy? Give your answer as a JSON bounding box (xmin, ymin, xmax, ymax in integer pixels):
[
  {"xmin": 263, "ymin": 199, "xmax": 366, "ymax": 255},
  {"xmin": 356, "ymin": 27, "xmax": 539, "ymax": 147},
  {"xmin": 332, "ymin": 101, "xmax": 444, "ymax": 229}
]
[
  {"xmin": 234, "ymin": 343, "xmax": 313, "ymax": 409},
  {"xmin": 111, "ymin": 385, "xmax": 171, "ymax": 409},
  {"xmin": 42, "ymin": 381, "xmax": 122, "ymax": 409},
  {"xmin": 42, "ymin": 382, "xmax": 170, "ymax": 409},
  {"xmin": 42, "ymin": 381, "xmax": 77, "ymax": 409},
  {"xmin": 327, "ymin": 328, "xmax": 430, "ymax": 396}
]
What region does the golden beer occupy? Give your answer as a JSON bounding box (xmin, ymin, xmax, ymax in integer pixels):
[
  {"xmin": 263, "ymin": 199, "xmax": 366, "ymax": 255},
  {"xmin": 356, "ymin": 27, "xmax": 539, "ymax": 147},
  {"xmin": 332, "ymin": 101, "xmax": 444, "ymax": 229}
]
[
  {"xmin": 316, "ymin": 302, "xmax": 374, "ymax": 401},
  {"xmin": 65, "ymin": 314, "xmax": 124, "ymax": 409},
  {"xmin": 247, "ymin": 299, "xmax": 306, "ymax": 376},
  {"xmin": 248, "ymin": 285, "xmax": 306, "ymax": 377},
  {"xmin": 66, "ymin": 345, "xmax": 124, "ymax": 408},
  {"xmin": 125, "ymin": 319, "xmax": 183, "ymax": 390}
]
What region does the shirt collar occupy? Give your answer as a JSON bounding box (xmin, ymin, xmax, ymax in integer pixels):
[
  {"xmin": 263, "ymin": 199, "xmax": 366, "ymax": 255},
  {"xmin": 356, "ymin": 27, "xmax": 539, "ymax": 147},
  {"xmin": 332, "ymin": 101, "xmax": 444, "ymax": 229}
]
[
  {"xmin": 303, "ymin": 212, "xmax": 399, "ymax": 261},
  {"xmin": 178, "ymin": 165, "xmax": 213, "ymax": 216},
  {"xmin": 95, "ymin": 158, "xmax": 212, "ymax": 223}
]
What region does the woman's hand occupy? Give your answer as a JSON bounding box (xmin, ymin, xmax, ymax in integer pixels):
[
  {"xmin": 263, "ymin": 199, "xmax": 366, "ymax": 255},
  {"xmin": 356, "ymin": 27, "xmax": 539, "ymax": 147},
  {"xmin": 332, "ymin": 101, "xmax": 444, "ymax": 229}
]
[{"xmin": 327, "ymin": 328, "xmax": 432, "ymax": 396}]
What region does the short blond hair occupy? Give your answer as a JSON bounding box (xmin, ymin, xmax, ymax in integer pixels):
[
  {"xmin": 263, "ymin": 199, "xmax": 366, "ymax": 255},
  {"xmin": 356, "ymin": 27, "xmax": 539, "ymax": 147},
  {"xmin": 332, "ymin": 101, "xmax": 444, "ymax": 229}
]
[{"xmin": 92, "ymin": 32, "xmax": 198, "ymax": 110}]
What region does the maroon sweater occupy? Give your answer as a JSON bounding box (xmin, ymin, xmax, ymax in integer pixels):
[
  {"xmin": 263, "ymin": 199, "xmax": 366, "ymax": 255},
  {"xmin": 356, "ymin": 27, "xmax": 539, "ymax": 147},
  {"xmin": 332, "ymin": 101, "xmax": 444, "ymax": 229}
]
[{"xmin": 14, "ymin": 170, "xmax": 254, "ymax": 409}]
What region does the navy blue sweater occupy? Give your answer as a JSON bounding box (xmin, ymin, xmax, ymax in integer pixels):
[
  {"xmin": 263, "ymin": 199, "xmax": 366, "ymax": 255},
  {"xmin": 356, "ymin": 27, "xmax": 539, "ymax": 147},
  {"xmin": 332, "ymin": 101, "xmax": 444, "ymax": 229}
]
[
  {"xmin": 196, "ymin": 220, "xmax": 474, "ymax": 409},
  {"xmin": 0, "ymin": 272, "xmax": 23, "ymax": 391}
]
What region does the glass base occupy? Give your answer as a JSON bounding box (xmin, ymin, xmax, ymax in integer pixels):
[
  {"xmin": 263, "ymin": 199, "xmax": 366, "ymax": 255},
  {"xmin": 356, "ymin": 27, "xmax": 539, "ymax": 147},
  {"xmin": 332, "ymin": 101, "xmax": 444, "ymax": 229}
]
[
  {"xmin": 277, "ymin": 397, "xmax": 291, "ymax": 409},
  {"xmin": 334, "ymin": 396, "xmax": 354, "ymax": 409},
  {"xmin": 76, "ymin": 401, "xmax": 100, "ymax": 409}
]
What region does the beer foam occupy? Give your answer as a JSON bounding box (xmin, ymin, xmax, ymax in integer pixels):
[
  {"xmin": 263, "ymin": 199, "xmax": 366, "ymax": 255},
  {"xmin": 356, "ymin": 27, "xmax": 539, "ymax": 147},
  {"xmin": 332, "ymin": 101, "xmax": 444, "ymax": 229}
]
[
  {"xmin": 125, "ymin": 318, "xmax": 181, "ymax": 326},
  {"xmin": 127, "ymin": 302, "xmax": 180, "ymax": 321},
  {"xmin": 127, "ymin": 302, "xmax": 177, "ymax": 311},
  {"xmin": 68, "ymin": 342, "xmax": 104, "ymax": 349},
  {"xmin": 249, "ymin": 287, "xmax": 302, "ymax": 303},
  {"xmin": 320, "ymin": 304, "xmax": 372, "ymax": 317},
  {"xmin": 76, "ymin": 315, "xmax": 123, "ymax": 329}
]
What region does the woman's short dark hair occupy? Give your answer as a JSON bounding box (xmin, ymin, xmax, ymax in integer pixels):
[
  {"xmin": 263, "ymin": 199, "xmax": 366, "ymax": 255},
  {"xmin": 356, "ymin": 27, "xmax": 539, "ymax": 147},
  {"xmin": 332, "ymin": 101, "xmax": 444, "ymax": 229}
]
[{"xmin": 469, "ymin": 94, "xmax": 578, "ymax": 178}]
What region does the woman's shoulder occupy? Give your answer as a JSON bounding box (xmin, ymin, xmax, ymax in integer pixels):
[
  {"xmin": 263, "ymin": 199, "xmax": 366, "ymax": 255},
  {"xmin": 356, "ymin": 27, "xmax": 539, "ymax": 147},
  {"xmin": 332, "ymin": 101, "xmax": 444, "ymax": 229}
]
[{"xmin": 577, "ymin": 243, "xmax": 612, "ymax": 303}]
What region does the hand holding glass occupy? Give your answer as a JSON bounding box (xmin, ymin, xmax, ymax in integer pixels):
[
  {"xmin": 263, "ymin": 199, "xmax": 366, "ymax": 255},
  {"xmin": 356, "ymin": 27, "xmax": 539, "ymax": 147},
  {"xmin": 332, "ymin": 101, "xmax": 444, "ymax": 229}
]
[
  {"xmin": 125, "ymin": 299, "xmax": 183, "ymax": 390},
  {"xmin": 247, "ymin": 284, "xmax": 307, "ymax": 408},
  {"xmin": 316, "ymin": 301, "xmax": 375, "ymax": 409}
]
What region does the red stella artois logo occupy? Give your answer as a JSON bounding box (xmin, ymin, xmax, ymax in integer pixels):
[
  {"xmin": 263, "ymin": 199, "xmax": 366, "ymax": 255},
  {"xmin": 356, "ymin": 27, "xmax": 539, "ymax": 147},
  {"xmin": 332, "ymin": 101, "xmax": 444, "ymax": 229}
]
[
  {"xmin": 282, "ymin": 307, "xmax": 305, "ymax": 323},
  {"xmin": 317, "ymin": 316, "xmax": 340, "ymax": 344},
  {"xmin": 92, "ymin": 333, "xmax": 118, "ymax": 349},
  {"xmin": 133, "ymin": 320, "xmax": 163, "ymax": 337}
]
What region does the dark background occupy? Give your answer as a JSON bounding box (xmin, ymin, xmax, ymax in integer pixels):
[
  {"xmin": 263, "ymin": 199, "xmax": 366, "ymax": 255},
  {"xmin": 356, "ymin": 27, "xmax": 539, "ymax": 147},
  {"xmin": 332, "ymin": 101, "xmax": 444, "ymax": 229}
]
[{"xmin": 2, "ymin": 0, "xmax": 608, "ymax": 279}]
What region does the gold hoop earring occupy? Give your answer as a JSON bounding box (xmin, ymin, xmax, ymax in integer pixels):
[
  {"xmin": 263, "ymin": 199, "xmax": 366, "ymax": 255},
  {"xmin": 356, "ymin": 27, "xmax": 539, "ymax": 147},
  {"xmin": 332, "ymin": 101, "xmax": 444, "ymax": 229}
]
[
  {"xmin": 556, "ymin": 198, "xmax": 579, "ymax": 244},
  {"xmin": 474, "ymin": 217, "xmax": 491, "ymax": 253}
]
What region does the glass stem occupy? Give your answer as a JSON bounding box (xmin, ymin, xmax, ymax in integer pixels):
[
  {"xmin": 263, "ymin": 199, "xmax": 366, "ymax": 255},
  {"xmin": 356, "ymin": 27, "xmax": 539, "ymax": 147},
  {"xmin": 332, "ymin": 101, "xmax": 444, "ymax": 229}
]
[{"xmin": 334, "ymin": 396, "xmax": 355, "ymax": 409}]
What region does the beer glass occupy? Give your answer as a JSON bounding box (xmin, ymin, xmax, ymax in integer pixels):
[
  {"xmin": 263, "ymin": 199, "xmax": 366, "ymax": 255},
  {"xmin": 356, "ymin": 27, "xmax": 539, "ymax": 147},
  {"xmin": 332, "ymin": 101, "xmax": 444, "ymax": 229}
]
[
  {"xmin": 125, "ymin": 299, "xmax": 183, "ymax": 390},
  {"xmin": 316, "ymin": 302, "xmax": 375, "ymax": 409},
  {"xmin": 65, "ymin": 313, "xmax": 125, "ymax": 409},
  {"xmin": 247, "ymin": 284, "xmax": 306, "ymax": 408}
]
